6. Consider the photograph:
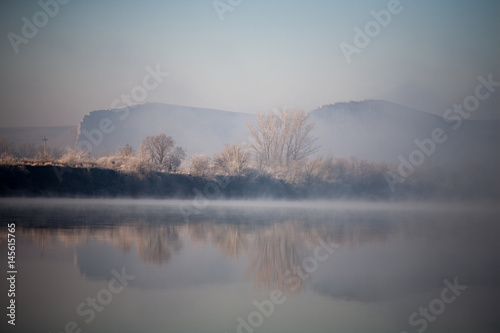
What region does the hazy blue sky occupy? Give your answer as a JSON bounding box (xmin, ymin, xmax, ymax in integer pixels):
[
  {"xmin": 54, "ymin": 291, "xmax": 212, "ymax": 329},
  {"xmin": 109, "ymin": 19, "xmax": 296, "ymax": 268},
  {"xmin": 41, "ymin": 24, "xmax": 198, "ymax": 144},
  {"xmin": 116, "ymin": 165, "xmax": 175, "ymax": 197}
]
[{"xmin": 0, "ymin": 0, "xmax": 499, "ymax": 126}]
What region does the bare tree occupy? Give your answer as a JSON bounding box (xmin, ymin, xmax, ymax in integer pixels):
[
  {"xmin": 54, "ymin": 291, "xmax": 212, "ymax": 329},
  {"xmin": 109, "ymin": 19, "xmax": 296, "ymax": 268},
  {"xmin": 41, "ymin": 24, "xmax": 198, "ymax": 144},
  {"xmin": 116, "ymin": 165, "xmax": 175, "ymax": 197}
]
[
  {"xmin": 139, "ymin": 133, "xmax": 187, "ymax": 172},
  {"xmin": 167, "ymin": 146, "xmax": 186, "ymax": 172},
  {"xmin": 117, "ymin": 144, "xmax": 135, "ymax": 157},
  {"xmin": 213, "ymin": 142, "xmax": 250, "ymax": 176},
  {"xmin": 189, "ymin": 154, "xmax": 211, "ymax": 177},
  {"xmin": 247, "ymin": 109, "xmax": 319, "ymax": 171},
  {"xmin": 302, "ymin": 156, "xmax": 328, "ymax": 185},
  {"xmin": 139, "ymin": 134, "xmax": 174, "ymax": 170}
]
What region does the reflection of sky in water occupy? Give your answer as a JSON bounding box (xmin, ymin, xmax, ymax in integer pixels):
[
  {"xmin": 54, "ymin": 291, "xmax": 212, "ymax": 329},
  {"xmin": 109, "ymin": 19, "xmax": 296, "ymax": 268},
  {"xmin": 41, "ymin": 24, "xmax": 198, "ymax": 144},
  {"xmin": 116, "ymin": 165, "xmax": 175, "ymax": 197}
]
[{"xmin": 1, "ymin": 199, "xmax": 499, "ymax": 333}]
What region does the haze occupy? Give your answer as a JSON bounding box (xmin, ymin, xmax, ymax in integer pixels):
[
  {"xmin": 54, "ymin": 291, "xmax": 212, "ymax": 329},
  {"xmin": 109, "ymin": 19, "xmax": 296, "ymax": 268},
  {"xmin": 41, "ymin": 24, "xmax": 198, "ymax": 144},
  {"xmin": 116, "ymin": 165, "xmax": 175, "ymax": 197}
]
[{"xmin": 0, "ymin": 0, "xmax": 499, "ymax": 127}]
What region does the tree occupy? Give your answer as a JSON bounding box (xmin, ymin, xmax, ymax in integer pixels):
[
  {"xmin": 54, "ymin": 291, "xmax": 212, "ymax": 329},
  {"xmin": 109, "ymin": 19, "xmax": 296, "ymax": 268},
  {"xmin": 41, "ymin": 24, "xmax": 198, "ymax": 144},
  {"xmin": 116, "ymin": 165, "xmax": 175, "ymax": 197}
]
[
  {"xmin": 96, "ymin": 145, "xmax": 141, "ymax": 172},
  {"xmin": 117, "ymin": 144, "xmax": 135, "ymax": 157},
  {"xmin": 139, "ymin": 134, "xmax": 185, "ymax": 171},
  {"xmin": 213, "ymin": 142, "xmax": 250, "ymax": 176},
  {"xmin": 302, "ymin": 156, "xmax": 328, "ymax": 185},
  {"xmin": 139, "ymin": 134, "xmax": 174, "ymax": 170},
  {"xmin": 247, "ymin": 109, "xmax": 319, "ymax": 171},
  {"xmin": 189, "ymin": 154, "xmax": 211, "ymax": 177},
  {"xmin": 58, "ymin": 148, "xmax": 90, "ymax": 166},
  {"xmin": 167, "ymin": 146, "xmax": 186, "ymax": 172}
]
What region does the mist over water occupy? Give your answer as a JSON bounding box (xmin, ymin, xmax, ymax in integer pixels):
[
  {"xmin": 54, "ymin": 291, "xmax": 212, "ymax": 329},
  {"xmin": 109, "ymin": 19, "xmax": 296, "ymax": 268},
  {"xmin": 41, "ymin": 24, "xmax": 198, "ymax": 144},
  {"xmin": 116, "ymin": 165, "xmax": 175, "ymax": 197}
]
[{"xmin": 1, "ymin": 198, "xmax": 499, "ymax": 333}]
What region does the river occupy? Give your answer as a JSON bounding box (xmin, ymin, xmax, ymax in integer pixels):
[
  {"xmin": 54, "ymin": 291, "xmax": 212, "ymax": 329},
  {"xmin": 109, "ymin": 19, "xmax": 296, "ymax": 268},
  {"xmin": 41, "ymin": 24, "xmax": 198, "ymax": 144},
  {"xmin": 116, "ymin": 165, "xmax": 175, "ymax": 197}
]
[{"xmin": 1, "ymin": 198, "xmax": 499, "ymax": 333}]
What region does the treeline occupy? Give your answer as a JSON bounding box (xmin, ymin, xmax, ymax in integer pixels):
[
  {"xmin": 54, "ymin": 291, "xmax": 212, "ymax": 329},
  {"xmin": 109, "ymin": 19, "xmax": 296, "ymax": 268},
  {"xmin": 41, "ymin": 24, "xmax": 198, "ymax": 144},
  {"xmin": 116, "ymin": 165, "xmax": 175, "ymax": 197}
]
[
  {"xmin": 0, "ymin": 110, "xmax": 392, "ymax": 198},
  {"xmin": 1, "ymin": 109, "xmax": 498, "ymax": 200}
]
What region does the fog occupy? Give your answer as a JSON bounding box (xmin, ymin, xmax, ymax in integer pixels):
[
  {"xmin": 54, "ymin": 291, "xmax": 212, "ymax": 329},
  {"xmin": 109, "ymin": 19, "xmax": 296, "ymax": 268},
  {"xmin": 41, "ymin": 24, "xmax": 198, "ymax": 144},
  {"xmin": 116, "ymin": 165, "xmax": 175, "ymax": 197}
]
[
  {"xmin": 71, "ymin": 100, "xmax": 500, "ymax": 167},
  {"xmin": 2, "ymin": 197, "xmax": 499, "ymax": 214},
  {"xmin": 2, "ymin": 99, "xmax": 499, "ymax": 203}
]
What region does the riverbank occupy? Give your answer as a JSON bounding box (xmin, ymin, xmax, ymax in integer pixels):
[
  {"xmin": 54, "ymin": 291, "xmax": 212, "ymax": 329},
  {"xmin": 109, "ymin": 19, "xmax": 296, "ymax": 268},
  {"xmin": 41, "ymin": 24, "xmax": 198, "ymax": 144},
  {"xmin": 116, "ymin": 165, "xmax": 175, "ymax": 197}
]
[
  {"xmin": 1, "ymin": 162, "xmax": 498, "ymax": 201},
  {"xmin": 0, "ymin": 163, "xmax": 391, "ymax": 199}
]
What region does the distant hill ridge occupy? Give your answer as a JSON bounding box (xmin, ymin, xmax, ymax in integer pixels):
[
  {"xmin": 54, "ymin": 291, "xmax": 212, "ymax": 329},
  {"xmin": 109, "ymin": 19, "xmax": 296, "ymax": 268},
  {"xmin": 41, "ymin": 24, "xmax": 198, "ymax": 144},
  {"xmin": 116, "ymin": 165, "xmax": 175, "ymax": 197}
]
[
  {"xmin": 309, "ymin": 100, "xmax": 499, "ymax": 165},
  {"xmin": 1, "ymin": 100, "xmax": 498, "ymax": 166}
]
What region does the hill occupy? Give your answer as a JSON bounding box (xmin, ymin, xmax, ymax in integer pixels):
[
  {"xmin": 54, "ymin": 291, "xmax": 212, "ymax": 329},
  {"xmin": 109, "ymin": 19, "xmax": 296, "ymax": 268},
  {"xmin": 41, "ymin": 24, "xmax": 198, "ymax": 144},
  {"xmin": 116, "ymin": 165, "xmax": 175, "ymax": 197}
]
[
  {"xmin": 309, "ymin": 100, "xmax": 500, "ymax": 166},
  {"xmin": 2, "ymin": 100, "xmax": 498, "ymax": 169},
  {"xmin": 75, "ymin": 100, "xmax": 500, "ymax": 167},
  {"xmin": 76, "ymin": 103, "xmax": 253, "ymax": 157}
]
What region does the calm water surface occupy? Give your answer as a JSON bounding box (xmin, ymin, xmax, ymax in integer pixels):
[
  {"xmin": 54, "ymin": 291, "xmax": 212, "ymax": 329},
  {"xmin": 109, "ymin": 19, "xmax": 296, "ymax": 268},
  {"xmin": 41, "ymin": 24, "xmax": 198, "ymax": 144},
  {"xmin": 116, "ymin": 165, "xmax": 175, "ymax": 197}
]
[{"xmin": 1, "ymin": 199, "xmax": 499, "ymax": 333}]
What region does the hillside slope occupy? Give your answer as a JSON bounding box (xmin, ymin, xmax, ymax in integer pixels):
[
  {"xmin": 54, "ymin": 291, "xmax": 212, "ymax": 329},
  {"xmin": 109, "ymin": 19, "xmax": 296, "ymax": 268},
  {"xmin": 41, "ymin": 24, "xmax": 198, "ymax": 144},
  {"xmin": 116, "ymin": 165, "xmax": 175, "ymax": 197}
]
[
  {"xmin": 309, "ymin": 100, "xmax": 500, "ymax": 166},
  {"xmin": 76, "ymin": 103, "xmax": 253, "ymax": 156}
]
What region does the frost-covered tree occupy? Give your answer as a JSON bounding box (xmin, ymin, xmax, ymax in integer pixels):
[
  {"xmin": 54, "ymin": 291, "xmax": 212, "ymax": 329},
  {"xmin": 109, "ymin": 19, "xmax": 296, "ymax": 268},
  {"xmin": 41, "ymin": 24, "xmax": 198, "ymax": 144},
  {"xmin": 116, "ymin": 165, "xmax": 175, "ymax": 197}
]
[
  {"xmin": 189, "ymin": 154, "xmax": 211, "ymax": 178},
  {"xmin": 138, "ymin": 134, "xmax": 185, "ymax": 172},
  {"xmin": 117, "ymin": 144, "xmax": 135, "ymax": 157},
  {"xmin": 213, "ymin": 142, "xmax": 250, "ymax": 176},
  {"xmin": 167, "ymin": 146, "xmax": 186, "ymax": 172},
  {"xmin": 247, "ymin": 109, "xmax": 319, "ymax": 171},
  {"xmin": 58, "ymin": 148, "xmax": 90, "ymax": 166}
]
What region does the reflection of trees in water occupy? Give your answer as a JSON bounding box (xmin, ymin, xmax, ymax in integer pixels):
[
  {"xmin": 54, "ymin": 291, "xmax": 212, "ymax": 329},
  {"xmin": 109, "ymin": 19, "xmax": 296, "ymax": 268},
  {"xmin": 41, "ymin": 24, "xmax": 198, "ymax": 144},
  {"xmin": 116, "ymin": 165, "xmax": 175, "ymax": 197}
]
[
  {"xmin": 211, "ymin": 225, "xmax": 247, "ymax": 259},
  {"xmin": 13, "ymin": 223, "xmax": 183, "ymax": 266},
  {"xmin": 5, "ymin": 211, "xmax": 420, "ymax": 293},
  {"xmin": 235, "ymin": 218, "xmax": 396, "ymax": 294},
  {"xmin": 185, "ymin": 220, "xmax": 305, "ymax": 293},
  {"xmin": 187, "ymin": 222, "xmax": 248, "ymax": 259},
  {"xmin": 188, "ymin": 223, "xmax": 210, "ymax": 244},
  {"xmin": 244, "ymin": 223, "xmax": 304, "ymax": 294},
  {"xmin": 135, "ymin": 224, "xmax": 182, "ymax": 265}
]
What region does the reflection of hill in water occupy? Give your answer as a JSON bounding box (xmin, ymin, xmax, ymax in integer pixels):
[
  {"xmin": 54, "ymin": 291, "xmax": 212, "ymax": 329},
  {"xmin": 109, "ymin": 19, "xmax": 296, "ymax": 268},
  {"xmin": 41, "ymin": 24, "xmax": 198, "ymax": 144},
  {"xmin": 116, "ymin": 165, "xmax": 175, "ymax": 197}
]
[
  {"xmin": 5, "ymin": 201, "xmax": 496, "ymax": 296},
  {"xmin": 3, "ymin": 201, "xmax": 500, "ymax": 320},
  {"xmin": 1, "ymin": 204, "xmax": 452, "ymax": 294}
]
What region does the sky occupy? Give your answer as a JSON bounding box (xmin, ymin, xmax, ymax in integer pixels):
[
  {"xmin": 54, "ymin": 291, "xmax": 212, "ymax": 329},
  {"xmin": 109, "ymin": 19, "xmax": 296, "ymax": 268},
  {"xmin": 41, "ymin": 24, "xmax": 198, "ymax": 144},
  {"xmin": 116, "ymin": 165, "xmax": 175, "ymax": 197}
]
[{"xmin": 0, "ymin": 0, "xmax": 499, "ymax": 127}]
